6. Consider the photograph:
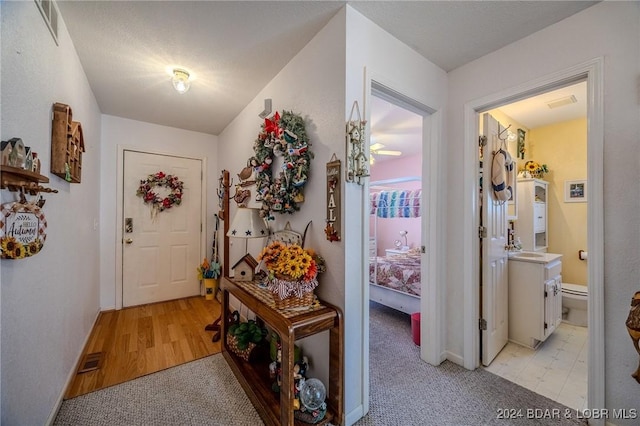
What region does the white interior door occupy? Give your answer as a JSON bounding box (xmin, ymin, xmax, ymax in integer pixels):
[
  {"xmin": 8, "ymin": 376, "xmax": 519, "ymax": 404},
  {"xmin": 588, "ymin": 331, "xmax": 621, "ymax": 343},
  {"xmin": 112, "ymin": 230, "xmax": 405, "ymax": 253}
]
[
  {"xmin": 122, "ymin": 150, "xmax": 202, "ymax": 307},
  {"xmin": 481, "ymin": 114, "xmax": 509, "ymax": 366}
]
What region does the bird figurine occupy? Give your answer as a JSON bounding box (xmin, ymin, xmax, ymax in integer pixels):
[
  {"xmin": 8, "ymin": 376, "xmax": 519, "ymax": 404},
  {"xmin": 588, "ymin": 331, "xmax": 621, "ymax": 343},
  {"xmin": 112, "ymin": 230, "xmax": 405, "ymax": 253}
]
[
  {"xmin": 625, "ymin": 291, "xmax": 640, "ymax": 383},
  {"xmin": 233, "ymin": 186, "xmax": 251, "ymax": 207}
]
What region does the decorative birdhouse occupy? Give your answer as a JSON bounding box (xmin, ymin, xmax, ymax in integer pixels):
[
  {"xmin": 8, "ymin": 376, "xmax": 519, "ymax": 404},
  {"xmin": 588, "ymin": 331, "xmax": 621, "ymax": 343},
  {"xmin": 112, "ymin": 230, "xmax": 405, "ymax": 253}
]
[{"xmin": 231, "ymin": 253, "xmax": 258, "ymax": 281}]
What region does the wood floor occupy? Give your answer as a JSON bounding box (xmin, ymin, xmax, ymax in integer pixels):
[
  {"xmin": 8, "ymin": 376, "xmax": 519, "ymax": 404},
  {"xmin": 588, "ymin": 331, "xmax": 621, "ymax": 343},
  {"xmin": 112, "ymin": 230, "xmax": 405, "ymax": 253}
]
[{"xmin": 65, "ymin": 296, "xmax": 222, "ymax": 399}]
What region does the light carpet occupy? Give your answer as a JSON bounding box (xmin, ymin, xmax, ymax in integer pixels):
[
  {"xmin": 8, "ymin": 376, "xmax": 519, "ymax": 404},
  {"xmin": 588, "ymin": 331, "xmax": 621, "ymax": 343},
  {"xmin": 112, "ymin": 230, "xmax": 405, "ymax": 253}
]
[
  {"xmin": 356, "ymin": 302, "xmax": 587, "ymax": 425},
  {"xmin": 55, "ymin": 301, "xmax": 587, "ymax": 425}
]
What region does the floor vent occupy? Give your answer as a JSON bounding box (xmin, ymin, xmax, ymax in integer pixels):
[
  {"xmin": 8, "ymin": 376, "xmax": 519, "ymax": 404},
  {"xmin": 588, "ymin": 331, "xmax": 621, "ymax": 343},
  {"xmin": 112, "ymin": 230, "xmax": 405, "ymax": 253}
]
[{"xmin": 77, "ymin": 352, "xmax": 104, "ymax": 374}]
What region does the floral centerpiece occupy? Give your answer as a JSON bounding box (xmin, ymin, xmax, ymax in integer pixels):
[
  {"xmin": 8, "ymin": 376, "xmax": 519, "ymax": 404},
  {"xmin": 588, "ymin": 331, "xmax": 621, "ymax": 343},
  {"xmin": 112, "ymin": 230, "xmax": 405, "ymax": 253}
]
[
  {"xmin": 258, "ymin": 241, "xmax": 325, "ymax": 309},
  {"xmin": 521, "ymin": 161, "xmax": 549, "ymax": 179}
]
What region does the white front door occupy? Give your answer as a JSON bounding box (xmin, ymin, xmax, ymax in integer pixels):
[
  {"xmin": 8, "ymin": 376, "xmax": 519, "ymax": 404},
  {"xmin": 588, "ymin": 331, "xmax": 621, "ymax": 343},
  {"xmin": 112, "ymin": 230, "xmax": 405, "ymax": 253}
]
[
  {"xmin": 122, "ymin": 150, "xmax": 202, "ymax": 307},
  {"xmin": 481, "ymin": 113, "xmax": 509, "ymax": 366}
]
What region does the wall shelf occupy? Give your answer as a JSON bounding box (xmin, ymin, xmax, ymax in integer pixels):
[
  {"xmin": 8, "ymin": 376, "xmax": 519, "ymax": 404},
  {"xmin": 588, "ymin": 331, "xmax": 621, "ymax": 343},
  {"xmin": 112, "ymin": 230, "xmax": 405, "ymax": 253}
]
[{"xmin": 0, "ymin": 165, "xmax": 57, "ymax": 195}]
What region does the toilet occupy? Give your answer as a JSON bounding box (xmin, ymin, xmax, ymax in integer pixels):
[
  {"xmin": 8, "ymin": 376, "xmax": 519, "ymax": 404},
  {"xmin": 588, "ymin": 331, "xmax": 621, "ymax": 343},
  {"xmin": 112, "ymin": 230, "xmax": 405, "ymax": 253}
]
[{"xmin": 561, "ymin": 283, "xmax": 588, "ymax": 327}]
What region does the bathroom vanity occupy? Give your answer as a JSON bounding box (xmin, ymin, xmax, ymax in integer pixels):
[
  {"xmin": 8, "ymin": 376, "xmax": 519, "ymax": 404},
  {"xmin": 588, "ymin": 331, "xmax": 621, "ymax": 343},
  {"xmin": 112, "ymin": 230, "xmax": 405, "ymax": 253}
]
[{"xmin": 508, "ymin": 252, "xmax": 563, "ymax": 349}]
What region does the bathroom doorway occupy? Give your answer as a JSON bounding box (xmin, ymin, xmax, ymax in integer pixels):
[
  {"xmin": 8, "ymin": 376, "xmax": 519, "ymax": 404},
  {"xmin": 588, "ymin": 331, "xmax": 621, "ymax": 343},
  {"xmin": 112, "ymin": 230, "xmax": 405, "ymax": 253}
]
[{"xmin": 479, "ymin": 81, "xmax": 589, "ymax": 411}]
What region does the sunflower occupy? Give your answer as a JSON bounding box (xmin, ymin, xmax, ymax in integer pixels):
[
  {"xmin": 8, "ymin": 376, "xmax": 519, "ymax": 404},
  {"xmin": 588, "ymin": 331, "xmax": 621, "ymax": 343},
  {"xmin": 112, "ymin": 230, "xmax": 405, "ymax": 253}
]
[
  {"xmin": 12, "ymin": 242, "xmax": 26, "ymax": 259},
  {"xmin": 525, "ymin": 161, "xmax": 538, "ymax": 172},
  {"xmin": 27, "ymin": 241, "xmax": 40, "ymax": 256},
  {"xmin": 1, "ymin": 236, "xmax": 19, "ymax": 257}
]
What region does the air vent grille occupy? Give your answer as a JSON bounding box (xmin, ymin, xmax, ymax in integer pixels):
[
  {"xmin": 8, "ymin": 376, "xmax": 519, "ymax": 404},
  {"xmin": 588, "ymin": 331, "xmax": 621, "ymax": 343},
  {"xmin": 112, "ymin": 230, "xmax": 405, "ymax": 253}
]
[
  {"xmin": 35, "ymin": 0, "xmax": 59, "ymax": 46},
  {"xmin": 77, "ymin": 352, "xmax": 105, "ymax": 374},
  {"xmin": 546, "ymin": 95, "xmax": 577, "ymax": 109}
]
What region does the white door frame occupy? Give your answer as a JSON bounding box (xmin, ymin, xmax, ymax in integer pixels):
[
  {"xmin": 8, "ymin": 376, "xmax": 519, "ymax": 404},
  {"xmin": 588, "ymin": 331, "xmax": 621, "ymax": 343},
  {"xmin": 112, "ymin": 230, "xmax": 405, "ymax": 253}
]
[
  {"xmin": 115, "ymin": 145, "xmax": 208, "ymax": 310},
  {"xmin": 461, "ymin": 58, "xmax": 604, "ymax": 416},
  {"xmin": 360, "ymin": 74, "xmax": 445, "ymax": 415}
]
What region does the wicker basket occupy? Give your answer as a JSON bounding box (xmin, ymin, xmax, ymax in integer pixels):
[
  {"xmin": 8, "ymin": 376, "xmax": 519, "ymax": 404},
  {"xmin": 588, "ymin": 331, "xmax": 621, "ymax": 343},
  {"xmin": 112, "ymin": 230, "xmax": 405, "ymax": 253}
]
[
  {"xmin": 227, "ymin": 334, "xmax": 257, "ymax": 362},
  {"xmin": 269, "ymin": 273, "xmax": 317, "ymax": 310},
  {"xmin": 272, "ymin": 290, "xmax": 315, "ymax": 310}
]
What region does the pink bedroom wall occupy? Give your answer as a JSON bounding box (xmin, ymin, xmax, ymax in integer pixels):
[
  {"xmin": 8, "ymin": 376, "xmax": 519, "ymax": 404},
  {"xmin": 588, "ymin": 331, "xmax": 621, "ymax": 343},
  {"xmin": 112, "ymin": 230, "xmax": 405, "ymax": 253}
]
[{"xmin": 370, "ymin": 155, "xmax": 422, "ymax": 256}]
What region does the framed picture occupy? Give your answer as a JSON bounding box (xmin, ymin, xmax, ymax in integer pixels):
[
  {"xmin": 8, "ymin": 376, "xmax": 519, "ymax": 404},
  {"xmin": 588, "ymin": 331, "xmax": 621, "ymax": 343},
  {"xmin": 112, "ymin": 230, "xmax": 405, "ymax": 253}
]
[{"xmin": 565, "ymin": 179, "xmax": 587, "ymax": 203}]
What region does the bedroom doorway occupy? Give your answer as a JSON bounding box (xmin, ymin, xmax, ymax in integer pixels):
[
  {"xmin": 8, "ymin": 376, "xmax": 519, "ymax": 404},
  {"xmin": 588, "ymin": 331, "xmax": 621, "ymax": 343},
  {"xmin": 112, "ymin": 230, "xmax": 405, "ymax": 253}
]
[{"xmin": 368, "ymin": 94, "xmax": 423, "ymax": 318}]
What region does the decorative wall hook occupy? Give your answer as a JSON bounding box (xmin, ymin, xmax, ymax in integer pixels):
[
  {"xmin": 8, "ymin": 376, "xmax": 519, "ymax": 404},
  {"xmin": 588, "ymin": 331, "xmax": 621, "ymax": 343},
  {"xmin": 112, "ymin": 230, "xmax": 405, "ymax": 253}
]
[
  {"xmin": 259, "ymin": 98, "xmax": 273, "ymax": 119},
  {"xmin": 345, "ymin": 101, "xmax": 369, "ymax": 185}
]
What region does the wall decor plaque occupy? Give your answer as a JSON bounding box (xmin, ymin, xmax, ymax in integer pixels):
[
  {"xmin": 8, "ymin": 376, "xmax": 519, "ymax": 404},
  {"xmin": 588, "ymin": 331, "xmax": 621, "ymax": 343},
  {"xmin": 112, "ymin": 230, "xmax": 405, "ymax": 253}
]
[{"xmin": 0, "ymin": 202, "xmax": 47, "ymax": 259}]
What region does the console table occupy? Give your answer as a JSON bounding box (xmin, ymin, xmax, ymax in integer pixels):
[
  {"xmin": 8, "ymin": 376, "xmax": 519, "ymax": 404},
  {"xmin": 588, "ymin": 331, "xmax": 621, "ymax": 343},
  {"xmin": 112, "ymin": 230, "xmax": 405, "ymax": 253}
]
[{"xmin": 221, "ymin": 277, "xmax": 344, "ymax": 426}]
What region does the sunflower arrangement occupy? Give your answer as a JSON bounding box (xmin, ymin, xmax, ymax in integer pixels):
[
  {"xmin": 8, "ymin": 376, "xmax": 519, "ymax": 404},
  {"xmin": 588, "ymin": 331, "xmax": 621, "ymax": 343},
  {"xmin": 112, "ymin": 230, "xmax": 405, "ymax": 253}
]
[
  {"xmin": 258, "ymin": 241, "xmax": 325, "ymax": 282},
  {"xmin": 522, "ymin": 160, "xmax": 549, "ymax": 178}
]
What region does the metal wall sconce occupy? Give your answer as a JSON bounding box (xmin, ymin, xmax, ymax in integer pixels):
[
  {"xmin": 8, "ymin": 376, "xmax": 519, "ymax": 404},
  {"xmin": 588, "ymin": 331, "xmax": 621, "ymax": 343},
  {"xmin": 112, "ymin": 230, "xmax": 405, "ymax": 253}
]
[{"xmin": 345, "ymin": 101, "xmax": 369, "ymax": 185}]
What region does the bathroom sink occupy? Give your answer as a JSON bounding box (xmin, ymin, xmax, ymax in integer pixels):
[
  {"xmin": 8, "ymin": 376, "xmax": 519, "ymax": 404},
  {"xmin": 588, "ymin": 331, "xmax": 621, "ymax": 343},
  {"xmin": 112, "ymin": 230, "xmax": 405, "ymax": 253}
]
[{"xmin": 512, "ymin": 252, "xmax": 544, "ymax": 258}]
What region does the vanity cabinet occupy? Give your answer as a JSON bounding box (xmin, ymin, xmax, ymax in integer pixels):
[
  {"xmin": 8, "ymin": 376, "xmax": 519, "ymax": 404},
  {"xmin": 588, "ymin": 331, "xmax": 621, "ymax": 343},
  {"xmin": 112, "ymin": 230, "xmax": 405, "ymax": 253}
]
[
  {"xmin": 514, "ymin": 178, "xmax": 548, "ymax": 252},
  {"xmin": 508, "ymin": 253, "xmax": 562, "ymax": 349}
]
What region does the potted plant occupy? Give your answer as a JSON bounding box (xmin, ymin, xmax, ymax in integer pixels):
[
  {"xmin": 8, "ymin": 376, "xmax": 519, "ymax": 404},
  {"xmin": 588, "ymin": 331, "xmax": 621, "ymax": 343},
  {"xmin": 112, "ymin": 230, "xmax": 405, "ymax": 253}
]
[
  {"xmin": 227, "ymin": 316, "xmax": 267, "ymax": 361},
  {"xmin": 197, "ymin": 258, "xmax": 221, "ymax": 300}
]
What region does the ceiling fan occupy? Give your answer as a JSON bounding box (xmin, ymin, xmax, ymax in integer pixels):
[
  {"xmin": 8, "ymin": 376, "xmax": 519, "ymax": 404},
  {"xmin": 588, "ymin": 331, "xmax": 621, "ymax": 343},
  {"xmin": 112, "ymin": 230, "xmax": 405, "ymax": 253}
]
[
  {"xmin": 370, "ymin": 142, "xmax": 402, "ymax": 157},
  {"xmin": 369, "ymin": 142, "xmax": 402, "ymax": 165}
]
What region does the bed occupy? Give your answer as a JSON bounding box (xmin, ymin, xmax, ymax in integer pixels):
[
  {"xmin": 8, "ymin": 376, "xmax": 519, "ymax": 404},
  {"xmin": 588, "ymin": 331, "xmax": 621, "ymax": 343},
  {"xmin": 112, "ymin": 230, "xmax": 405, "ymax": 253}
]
[
  {"xmin": 369, "ymin": 249, "xmax": 421, "ymax": 314},
  {"xmin": 369, "ymin": 177, "xmax": 422, "ymax": 315}
]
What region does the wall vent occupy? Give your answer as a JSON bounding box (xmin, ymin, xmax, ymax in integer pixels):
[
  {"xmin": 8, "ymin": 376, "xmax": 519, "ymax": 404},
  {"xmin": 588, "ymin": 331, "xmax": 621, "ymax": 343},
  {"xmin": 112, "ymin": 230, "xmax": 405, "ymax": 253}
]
[
  {"xmin": 546, "ymin": 95, "xmax": 577, "ymax": 109},
  {"xmin": 34, "ymin": 0, "xmax": 59, "ymax": 46}
]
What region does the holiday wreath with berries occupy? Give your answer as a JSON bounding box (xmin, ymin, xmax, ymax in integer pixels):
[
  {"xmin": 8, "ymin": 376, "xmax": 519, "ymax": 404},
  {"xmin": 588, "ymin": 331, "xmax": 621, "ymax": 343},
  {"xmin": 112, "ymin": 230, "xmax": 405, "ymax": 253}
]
[
  {"xmin": 250, "ymin": 110, "xmax": 313, "ymax": 220},
  {"xmin": 136, "ymin": 171, "xmax": 184, "ymax": 218}
]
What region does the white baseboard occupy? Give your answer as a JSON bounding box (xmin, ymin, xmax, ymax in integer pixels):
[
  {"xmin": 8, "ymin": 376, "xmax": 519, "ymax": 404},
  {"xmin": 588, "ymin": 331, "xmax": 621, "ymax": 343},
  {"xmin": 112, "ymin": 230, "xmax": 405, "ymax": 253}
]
[
  {"xmin": 446, "ymin": 351, "xmax": 465, "ymax": 367},
  {"xmin": 345, "ymin": 404, "xmax": 365, "ymax": 426}
]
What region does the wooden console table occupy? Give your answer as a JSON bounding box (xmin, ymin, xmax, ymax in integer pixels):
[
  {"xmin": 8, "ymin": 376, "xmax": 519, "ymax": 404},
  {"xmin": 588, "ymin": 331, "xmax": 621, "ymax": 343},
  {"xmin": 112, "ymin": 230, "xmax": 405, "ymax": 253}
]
[{"xmin": 221, "ymin": 277, "xmax": 343, "ymax": 426}]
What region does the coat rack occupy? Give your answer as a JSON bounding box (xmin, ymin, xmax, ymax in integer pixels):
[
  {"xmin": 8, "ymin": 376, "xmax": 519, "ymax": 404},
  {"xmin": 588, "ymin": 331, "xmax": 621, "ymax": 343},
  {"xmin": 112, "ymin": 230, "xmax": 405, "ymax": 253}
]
[{"xmin": 205, "ymin": 169, "xmax": 231, "ymax": 342}]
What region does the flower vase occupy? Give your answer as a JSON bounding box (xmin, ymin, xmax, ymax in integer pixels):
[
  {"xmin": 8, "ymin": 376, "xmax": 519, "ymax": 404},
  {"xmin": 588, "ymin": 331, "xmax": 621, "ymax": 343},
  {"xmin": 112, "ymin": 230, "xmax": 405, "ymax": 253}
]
[{"xmin": 204, "ymin": 278, "xmax": 218, "ymax": 300}]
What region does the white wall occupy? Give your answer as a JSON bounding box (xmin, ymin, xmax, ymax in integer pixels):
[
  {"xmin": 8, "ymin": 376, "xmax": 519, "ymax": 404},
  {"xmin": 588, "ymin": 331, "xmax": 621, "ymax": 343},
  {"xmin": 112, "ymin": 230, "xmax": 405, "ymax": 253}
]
[
  {"xmin": 447, "ymin": 1, "xmax": 640, "ymax": 420},
  {"xmin": 99, "ymin": 115, "xmax": 218, "ymax": 309},
  {"xmin": 1, "ymin": 2, "xmax": 102, "ymax": 424},
  {"xmin": 344, "ymin": 5, "xmax": 447, "ymax": 424}
]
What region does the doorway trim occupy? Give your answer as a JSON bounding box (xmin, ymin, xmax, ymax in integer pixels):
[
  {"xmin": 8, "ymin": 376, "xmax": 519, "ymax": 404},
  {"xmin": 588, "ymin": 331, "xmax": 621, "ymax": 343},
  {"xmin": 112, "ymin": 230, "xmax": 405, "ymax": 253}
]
[
  {"xmin": 115, "ymin": 145, "xmax": 208, "ymax": 310},
  {"xmin": 461, "ymin": 58, "xmax": 604, "ymax": 415}
]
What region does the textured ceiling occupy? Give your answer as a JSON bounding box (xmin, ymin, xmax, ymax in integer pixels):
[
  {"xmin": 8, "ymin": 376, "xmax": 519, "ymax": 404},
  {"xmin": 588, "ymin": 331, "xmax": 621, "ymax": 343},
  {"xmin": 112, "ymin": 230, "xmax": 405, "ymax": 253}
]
[{"xmin": 56, "ymin": 1, "xmax": 598, "ymax": 135}]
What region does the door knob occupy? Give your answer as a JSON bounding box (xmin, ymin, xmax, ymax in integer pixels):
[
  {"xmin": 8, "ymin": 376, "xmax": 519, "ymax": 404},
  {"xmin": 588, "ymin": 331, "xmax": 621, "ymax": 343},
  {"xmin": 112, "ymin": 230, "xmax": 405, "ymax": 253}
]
[{"xmin": 124, "ymin": 238, "xmax": 133, "ymax": 244}]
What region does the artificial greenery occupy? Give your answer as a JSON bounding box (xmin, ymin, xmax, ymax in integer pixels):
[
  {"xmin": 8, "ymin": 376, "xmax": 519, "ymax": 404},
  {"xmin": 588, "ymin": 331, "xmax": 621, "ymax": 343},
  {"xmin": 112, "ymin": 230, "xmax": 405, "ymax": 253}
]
[
  {"xmin": 228, "ymin": 319, "xmax": 267, "ymax": 350},
  {"xmin": 250, "ymin": 110, "xmax": 314, "ymax": 220}
]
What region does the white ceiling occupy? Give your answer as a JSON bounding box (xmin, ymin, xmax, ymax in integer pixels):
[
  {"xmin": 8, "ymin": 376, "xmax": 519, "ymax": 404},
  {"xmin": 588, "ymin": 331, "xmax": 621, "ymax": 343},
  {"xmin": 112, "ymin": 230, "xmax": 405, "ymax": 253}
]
[
  {"xmin": 56, "ymin": 0, "xmax": 599, "ymax": 135},
  {"xmin": 370, "ymin": 82, "xmax": 587, "ymax": 164},
  {"xmin": 496, "ymin": 81, "xmax": 587, "ymax": 129}
]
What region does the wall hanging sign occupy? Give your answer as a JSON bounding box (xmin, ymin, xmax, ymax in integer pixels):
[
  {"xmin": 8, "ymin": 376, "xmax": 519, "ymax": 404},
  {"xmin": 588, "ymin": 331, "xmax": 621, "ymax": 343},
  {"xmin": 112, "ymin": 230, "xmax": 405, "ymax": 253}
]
[
  {"xmin": 249, "ymin": 110, "xmax": 313, "ymax": 220},
  {"xmin": 325, "ymin": 155, "xmax": 341, "ymax": 242},
  {"xmin": 345, "ymin": 101, "xmax": 369, "ymax": 185},
  {"xmin": 0, "ymin": 201, "xmax": 47, "ymax": 259},
  {"xmin": 136, "ymin": 171, "xmax": 184, "ymax": 219}
]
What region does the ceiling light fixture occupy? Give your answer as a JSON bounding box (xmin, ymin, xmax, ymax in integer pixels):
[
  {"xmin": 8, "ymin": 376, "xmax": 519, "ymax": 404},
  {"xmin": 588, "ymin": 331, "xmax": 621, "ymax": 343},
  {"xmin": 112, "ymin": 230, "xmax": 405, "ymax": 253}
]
[{"xmin": 171, "ymin": 68, "xmax": 191, "ymax": 94}]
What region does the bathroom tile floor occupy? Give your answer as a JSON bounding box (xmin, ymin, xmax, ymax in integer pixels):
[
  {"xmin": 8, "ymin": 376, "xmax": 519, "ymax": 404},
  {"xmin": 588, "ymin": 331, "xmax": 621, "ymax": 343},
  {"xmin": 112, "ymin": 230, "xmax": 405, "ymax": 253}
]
[{"xmin": 484, "ymin": 322, "xmax": 588, "ymax": 411}]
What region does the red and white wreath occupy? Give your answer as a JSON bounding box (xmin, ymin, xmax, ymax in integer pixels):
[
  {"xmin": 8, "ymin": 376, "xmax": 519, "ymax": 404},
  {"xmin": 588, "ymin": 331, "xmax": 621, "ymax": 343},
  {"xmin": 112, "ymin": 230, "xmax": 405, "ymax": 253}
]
[{"xmin": 136, "ymin": 171, "xmax": 184, "ymax": 216}]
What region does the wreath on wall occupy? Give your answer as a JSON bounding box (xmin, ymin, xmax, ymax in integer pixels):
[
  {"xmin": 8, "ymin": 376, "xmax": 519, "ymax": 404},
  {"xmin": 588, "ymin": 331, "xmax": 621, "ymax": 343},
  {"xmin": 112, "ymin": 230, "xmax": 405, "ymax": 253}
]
[
  {"xmin": 250, "ymin": 110, "xmax": 313, "ymax": 220},
  {"xmin": 136, "ymin": 171, "xmax": 184, "ymax": 217}
]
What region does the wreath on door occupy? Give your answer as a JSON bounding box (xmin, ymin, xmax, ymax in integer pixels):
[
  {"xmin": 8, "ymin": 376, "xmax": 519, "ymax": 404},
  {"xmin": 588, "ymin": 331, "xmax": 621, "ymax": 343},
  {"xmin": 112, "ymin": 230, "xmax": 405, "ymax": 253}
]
[
  {"xmin": 250, "ymin": 110, "xmax": 313, "ymax": 220},
  {"xmin": 136, "ymin": 171, "xmax": 184, "ymax": 217}
]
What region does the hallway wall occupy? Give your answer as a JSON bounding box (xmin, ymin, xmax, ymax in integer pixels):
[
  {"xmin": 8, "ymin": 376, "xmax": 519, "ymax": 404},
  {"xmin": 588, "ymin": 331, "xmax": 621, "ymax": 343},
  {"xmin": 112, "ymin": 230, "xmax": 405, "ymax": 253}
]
[{"xmin": 1, "ymin": 3, "xmax": 102, "ymax": 423}]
